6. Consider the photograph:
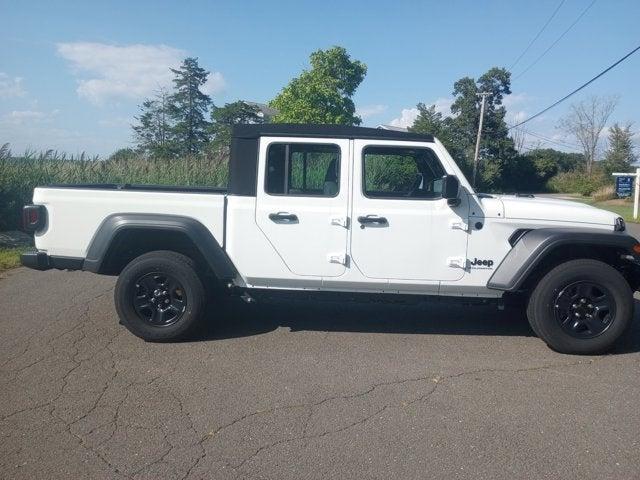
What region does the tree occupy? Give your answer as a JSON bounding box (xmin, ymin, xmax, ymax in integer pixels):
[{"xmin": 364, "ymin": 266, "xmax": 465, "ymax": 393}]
[
  {"xmin": 528, "ymin": 148, "xmax": 584, "ymax": 173},
  {"xmin": 408, "ymin": 103, "xmax": 463, "ymax": 164},
  {"xmin": 602, "ymin": 122, "xmax": 636, "ymax": 175},
  {"xmin": 132, "ymin": 88, "xmax": 173, "ymax": 157},
  {"xmin": 210, "ymin": 101, "xmax": 264, "ymax": 153},
  {"xmin": 270, "ymin": 46, "xmax": 367, "ymax": 125},
  {"xmin": 169, "ymin": 57, "xmax": 212, "ymax": 155},
  {"xmin": 409, "ymin": 103, "xmax": 445, "ymax": 137},
  {"xmin": 510, "ymin": 126, "xmax": 526, "ymax": 152},
  {"xmin": 559, "ymin": 95, "xmax": 617, "ymax": 175},
  {"xmin": 502, "ymin": 148, "xmax": 582, "ymax": 192},
  {"xmin": 108, "ymin": 148, "xmax": 137, "ymax": 162},
  {"xmin": 410, "ymin": 67, "xmax": 516, "ymax": 190}
]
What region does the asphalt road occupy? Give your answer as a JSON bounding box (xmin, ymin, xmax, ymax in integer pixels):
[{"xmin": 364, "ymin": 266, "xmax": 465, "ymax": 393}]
[{"xmin": 1, "ymin": 265, "xmax": 640, "ymax": 479}]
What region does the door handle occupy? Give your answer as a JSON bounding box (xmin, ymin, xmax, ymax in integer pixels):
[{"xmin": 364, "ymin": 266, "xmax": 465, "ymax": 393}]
[
  {"xmin": 269, "ymin": 212, "xmax": 299, "ymax": 223},
  {"xmin": 357, "ymin": 215, "xmax": 388, "ymax": 228}
]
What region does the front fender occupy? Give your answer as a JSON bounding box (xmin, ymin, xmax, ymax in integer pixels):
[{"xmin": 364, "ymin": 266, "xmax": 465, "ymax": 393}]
[{"xmin": 487, "ymin": 228, "xmax": 639, "ymax": 291}]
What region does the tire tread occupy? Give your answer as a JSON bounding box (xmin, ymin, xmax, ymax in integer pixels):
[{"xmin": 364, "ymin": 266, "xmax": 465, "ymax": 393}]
[
  {"xmin": 115, "ymin": 250, "xmax": 206, "ymax": 342},
  {"xmin": 527, "ymin": 258, "xmax": 633, "ymax": 354}
]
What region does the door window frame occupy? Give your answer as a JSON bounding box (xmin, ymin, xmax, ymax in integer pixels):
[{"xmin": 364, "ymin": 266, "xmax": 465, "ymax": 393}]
[
  {"xmin": 263, "ymin": 141, "xmax": 342, "ymax": 198},
  {"xmin": 361, "ymin": 145, "xmax": 446, "ymax": 201}
]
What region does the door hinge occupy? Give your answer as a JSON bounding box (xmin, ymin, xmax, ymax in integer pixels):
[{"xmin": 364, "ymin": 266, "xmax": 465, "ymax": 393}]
[
  {"xmin": 330, "ymin": 216, "xmax": 349, "ymax": 228},
  {"xmin": 327, "ymin": 253, "xmax": 348, "ymax": 265},
  {"xmin": 447, "ymin": 256, "xmax": 467, "ymax": 269},
  {"xmin": 450, "ymin": 220, "xmax": 469, "ymax": 231}
]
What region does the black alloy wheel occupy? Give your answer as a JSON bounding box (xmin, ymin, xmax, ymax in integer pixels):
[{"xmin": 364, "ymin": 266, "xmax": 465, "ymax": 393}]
[
  {"xmin": 133, "ymin": 272, "xmax": 187, "ymax": 326},
  {"xmin": 115, "ymin": 251, "xmax": 207, "ymax": 342},
  {"xmin": 553, "ymin": 281, "xmax": 615, "ymax": 339}
]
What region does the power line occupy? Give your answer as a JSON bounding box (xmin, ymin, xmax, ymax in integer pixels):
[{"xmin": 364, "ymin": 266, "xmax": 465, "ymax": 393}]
[
  {"xmin": 513, "ymin": 0, "xmax": 597, "ymax": 80},
  {"xmin": 521, "ymin": 129, "xmax": 581, "ymax": 149},
  {"xmin": 518, "ymin": 130, "xmax": 579, "ymax": 151},
  {"xmin": 509, "ymin": 0, "xmax": 565, "ymax": 70},
  {"xmin": 508, "ymin": 43, "xmax": 640, "ymax": 130},
  {"xmin": 521, "ymin": 139, "xmax": 574, "ymax": 152}
]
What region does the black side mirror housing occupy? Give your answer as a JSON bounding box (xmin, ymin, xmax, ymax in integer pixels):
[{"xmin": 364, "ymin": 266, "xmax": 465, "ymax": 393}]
[{"xmin": 442, "ymin": 175, "xmax": 460, "ymax": 206}]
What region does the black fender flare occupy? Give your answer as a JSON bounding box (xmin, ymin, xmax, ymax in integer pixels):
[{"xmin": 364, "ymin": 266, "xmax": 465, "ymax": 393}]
[
  {"xmin": 487, "ymin": 227, "xmax": 639, "ymax": 291},
  {"xmin": 83, "ymin": 213, "xmax": 239, "ymax": 280}
]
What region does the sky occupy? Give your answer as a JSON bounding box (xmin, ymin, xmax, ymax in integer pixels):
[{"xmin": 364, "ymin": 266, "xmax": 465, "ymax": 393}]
[{"xmin": 1, "ymin": 0, "xmax": 639, "ymax": 157}]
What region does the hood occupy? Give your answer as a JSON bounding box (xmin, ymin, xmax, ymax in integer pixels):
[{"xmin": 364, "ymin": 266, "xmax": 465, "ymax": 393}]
[{"xmin": 492, "ymin": 195, "xmax": 618, "ymax": 227}]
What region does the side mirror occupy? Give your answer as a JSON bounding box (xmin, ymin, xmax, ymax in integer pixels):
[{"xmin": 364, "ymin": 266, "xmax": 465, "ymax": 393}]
[{"xmin": 442, "ymin": 175, "xmax": 460, "ymax": 206}]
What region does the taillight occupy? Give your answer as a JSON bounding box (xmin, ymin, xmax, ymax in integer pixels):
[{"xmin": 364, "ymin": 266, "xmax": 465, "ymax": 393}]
[{"xmin": 22, "ymin": 205, "xmax": 47, "ymax": 233}]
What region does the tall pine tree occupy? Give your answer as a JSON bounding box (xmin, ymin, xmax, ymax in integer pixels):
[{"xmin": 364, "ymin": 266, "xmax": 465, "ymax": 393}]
[
  {"xmin": 602, "ymin": 123, "xmax": 636, "ymax": 175},
  {"xmin": 169, "ymin": 57, "xmax": 212, "ymax": 155}
]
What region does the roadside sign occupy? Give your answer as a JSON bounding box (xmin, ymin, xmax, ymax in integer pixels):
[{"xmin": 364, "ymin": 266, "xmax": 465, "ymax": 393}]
[
  {"xmin": 616, "ymin": 176, "xmax": 633, "ymax": 198},
  {"xmin": 612, "ymin": 168, "xmax": 640, "ymax": 219}
]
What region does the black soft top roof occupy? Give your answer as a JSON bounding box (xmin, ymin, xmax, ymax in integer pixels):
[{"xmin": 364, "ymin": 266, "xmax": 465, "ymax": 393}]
[{"xmin": 232, "ymin": 123, "xmax": 434, "ymax": 142}]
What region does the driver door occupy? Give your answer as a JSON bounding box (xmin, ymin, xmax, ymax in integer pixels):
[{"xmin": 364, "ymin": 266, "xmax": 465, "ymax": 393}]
[{"xmin": 350, "ymin": 140, "xmax": 469, "ymax": 282}]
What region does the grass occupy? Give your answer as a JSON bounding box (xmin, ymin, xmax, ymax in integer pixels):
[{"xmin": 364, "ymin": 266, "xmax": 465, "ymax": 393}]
[
  {"xmin": 565, "ymin": 195, "xmax": 638, "ymax": 223},
  {"xmin": 589, "ymin": 200, "xmax": 636, "ymax": 222},
  {"xmin": 0, "ymin": 247, "xmax": 26, "ymax": 272}
]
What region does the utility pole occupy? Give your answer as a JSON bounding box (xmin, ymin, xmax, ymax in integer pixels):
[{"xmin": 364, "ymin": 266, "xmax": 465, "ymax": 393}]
[{"xmin": 472, "ymin": 92, "xmax": 491, "ymax": 188}]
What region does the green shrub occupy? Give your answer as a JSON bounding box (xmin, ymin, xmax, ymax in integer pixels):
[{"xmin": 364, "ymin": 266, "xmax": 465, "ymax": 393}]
[{"xmin": 546, "ymin": 170, "xmax": 608, "ymax": 196}]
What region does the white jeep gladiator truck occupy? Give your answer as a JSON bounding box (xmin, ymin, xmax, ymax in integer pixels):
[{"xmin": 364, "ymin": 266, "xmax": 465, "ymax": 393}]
[{"xmin": 21, "ymin": 124, "xmax": 640, "ymax": 354}]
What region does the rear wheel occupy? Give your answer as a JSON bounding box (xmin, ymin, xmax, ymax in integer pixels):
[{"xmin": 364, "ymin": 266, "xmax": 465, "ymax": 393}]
[
  {"xmin": 115, "ymin": 251, "xmax": 206, "ymax": 341},
  {"xmin": 526, "ymin": 259, "xmax": 633, "ymax": 354}
]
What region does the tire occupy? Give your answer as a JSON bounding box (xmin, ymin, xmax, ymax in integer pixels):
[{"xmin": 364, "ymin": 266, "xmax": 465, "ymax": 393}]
[
  {"xmin": 526, "ymin": 259, "xmax": 633, "ymax": 354},
  {"xmin": 115, "ymin": 250, "xmax": 206, "ymax": 342}
]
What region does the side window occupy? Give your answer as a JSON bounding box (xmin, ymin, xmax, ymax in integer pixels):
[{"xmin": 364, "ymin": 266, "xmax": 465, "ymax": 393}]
[
  {"xmin": 363, "ymin": 146, "xmax": 446, "ymax": 199},
  {"xmin": 265, "ymin": 143, "xmax": 340, "ymax": 197}
]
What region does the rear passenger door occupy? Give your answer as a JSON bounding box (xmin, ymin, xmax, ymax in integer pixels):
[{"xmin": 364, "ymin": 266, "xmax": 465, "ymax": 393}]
[{"xmin": 255, "ymin": 137, "xmax": 350, "ymax": 277}]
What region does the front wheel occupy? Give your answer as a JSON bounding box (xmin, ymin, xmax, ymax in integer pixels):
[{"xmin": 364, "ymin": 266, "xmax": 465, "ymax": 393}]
[
  {"xmin": 527, "ymin": 259, "xmax": 634, "ymax": 354},
  {"xmin": 115, "ymin": 251, "xmax": 206, "ymax": 341}
]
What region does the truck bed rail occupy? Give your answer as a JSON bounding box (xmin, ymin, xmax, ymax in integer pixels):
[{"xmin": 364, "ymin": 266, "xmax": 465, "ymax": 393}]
[{"xmin": 44, "ymin": 183, "xmax": 227, "ymax": 194}]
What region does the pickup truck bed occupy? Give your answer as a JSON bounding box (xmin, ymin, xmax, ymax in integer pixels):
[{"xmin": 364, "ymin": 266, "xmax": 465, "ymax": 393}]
[{"xmin": 32, "ymin": 185, "xmax": 227, "ymax": 259}]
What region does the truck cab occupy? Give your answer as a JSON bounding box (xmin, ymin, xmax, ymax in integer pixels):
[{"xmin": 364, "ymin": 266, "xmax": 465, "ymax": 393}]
[{"xmin": 226, "ymin": 124, "xmax": 473, "ymax": 295}]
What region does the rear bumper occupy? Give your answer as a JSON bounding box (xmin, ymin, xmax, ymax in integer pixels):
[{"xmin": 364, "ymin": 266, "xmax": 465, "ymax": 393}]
[{"xmin": 21, "ymin": 250, "xmax": 84, "ymax": 271}]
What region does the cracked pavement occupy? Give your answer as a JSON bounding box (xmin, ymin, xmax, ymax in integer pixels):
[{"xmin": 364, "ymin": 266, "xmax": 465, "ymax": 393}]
[{"xmin": 1, "ymin": 268, "xmax": 639, "ymax": 479}]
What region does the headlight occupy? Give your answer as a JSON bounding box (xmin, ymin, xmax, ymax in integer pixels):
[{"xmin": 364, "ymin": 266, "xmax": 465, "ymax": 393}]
[{"xmin": 614, "ymin": 217, "xmax": 626, "ymax": 232}]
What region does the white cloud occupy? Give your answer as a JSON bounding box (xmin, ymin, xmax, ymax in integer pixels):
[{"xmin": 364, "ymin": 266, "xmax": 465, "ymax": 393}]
[
  {"xmin": 388, "ymin": 97, "xmax": 454, "ymax": 129},
  {"xmin": 389, "ymin": 93, "xmax": 529, "ymax": 129},
  {"xmin": 56, "ymin": 42, "xmax": 225, "ymax": 105},
  {"xmin": 389, "ymin": 108, "xmax": 419, "ymax": 128},
  {"xmin": 0, "ymin": 109, "xmax": 58, "ymax": 125},
  {"xmin": 0, "ymin": 114, "xmax": 126, "ymax": 157},
  {"xmin": 0, "ymin": 109, "xmax": 100, "ymax": 156},
  {"xmin": 432, "ymin": 97, "xmax": 454, "ymax": 115},
  {"xmin": 502, "ymin": 92, "xmax": 530, "ymax": 109},
  {"xmin": 506, "ymin": 109, "xmax": 528, "ymax": 125},
  {"xmin": 356, "ymin": 104, "xmax": 387, "ymax": 119},
  {"xmin": 503, "ymin": 92, "xmax": 545, "ymax": 127},
  {"xmin": 98, "ymin": 116, "xmax": 133, "ymax": 128},
  {"xmin": 202, "ymin": 72, "xmax": 226, "ymax": 96},
  {"xmin": 0, "ymin": 73, "xmax": 26, "ymax": 99}
]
